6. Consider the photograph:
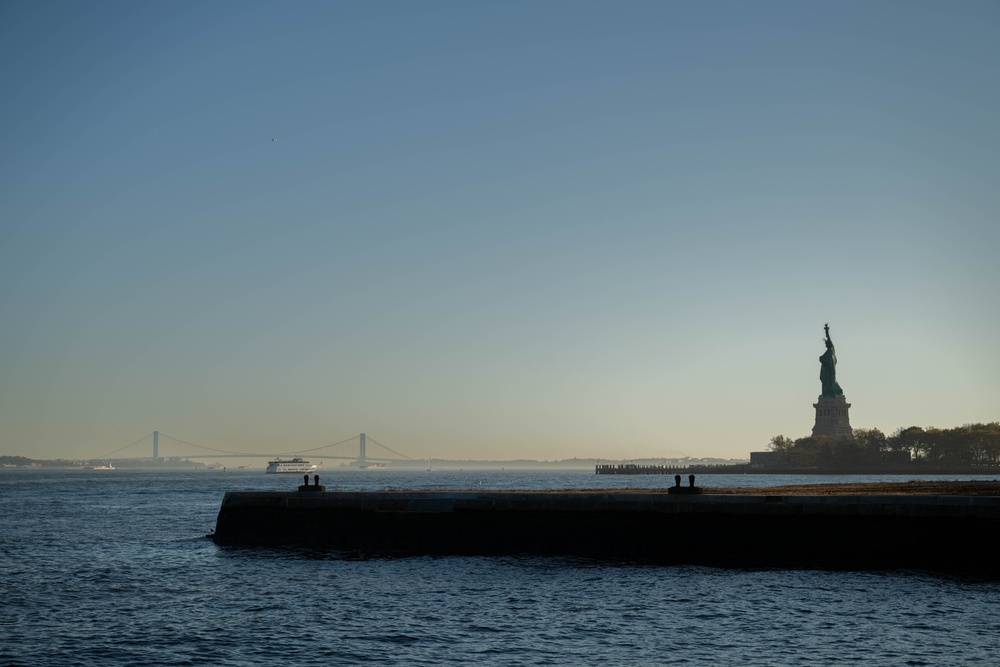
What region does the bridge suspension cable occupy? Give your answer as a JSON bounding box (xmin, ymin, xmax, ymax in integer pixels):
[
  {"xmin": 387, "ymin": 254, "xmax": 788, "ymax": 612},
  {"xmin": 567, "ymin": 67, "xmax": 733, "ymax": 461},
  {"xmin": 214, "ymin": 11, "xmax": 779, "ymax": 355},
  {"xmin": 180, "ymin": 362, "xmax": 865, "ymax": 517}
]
[
  {"xmin": 90, "ymin": 432, "xmax": 416, "ymax": 462},
  {"xmin": 92, "ymin": 433, "xmax": 155, "ymax": 460},
  {"xmin": 364, "ymin": 435, "xmax": 414, "ymax": 461},
  {"xmin": 286, "ymin": 436, "xmax": 360, "ymax": 455},
  {"xmin": 158, "ymin": 433, "xmax": 255, "ymax": 457}
]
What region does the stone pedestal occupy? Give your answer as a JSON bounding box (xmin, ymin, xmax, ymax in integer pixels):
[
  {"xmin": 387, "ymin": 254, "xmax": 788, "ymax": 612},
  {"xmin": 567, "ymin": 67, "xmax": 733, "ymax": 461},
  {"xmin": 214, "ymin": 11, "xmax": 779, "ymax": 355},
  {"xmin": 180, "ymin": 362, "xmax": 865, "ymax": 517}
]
[{"xmin": 812, "ymin": 395, "xmax": 853, "ymax": 438}]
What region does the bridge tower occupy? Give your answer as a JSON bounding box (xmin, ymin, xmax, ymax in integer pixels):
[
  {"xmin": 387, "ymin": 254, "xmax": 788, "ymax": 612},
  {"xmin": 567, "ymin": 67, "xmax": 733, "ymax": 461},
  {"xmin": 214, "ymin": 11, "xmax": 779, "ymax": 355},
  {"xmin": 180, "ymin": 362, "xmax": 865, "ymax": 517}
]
[
  {"xmin": 153, "ymin": 431, "xmax": 159, "ymax": 460},
  {"xmin": 358, "ymin": 432, "xmax": 367, "ymax": 466}
]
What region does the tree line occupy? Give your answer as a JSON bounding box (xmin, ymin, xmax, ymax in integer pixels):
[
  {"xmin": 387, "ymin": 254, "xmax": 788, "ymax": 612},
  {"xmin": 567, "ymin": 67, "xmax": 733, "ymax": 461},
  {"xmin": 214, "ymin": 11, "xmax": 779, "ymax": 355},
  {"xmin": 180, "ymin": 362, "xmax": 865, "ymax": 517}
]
[{"xmin": 767, "ymin": 423, "xmax": 1000, "ymax": 468}]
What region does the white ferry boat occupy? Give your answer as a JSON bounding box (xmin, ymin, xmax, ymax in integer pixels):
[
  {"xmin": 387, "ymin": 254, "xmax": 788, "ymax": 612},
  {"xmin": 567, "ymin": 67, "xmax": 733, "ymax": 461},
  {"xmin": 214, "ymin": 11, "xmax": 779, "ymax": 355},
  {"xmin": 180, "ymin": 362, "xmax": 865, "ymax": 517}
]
[{"xmin": 265, "ymin": 457, "xmax": 317, "ymax": 474}]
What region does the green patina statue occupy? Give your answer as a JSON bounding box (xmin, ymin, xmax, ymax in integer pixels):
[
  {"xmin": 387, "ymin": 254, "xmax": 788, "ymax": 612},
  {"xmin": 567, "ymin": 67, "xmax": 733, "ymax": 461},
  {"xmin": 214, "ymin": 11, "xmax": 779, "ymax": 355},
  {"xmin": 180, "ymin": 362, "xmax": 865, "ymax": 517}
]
[{"xmin": 819, "ymin": 323, "xmax": 844, "ymax": 397}]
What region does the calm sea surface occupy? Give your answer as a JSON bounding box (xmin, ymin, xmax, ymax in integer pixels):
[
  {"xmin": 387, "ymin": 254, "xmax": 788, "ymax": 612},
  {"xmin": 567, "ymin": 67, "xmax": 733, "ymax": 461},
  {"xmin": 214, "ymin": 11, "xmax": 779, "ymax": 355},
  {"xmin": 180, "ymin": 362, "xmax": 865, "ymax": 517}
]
[{"xmin": 2, "ymin": 469, "xmax": 999, "ymax": 666}]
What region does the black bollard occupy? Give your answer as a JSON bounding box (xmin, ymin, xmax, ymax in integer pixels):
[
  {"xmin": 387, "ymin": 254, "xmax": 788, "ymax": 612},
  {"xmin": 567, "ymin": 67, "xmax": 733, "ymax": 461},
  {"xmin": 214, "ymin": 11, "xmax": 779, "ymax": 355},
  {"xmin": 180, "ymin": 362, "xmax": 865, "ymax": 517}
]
[
  {"xmin": 669, "ymin": 472, "xmax": 702, "ymax": 495},
  {"xmin": 299, "ymin": 473, "xmax": 325, "ymax": 492}
]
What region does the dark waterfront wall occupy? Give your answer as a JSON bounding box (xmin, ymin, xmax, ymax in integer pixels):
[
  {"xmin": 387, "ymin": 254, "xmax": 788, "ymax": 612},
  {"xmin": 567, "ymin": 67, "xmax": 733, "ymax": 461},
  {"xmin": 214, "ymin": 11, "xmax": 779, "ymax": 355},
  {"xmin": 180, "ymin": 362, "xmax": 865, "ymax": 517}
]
[{"xmin": 213, "ymin": 490, "xmax": 1000, "ymax": 572}]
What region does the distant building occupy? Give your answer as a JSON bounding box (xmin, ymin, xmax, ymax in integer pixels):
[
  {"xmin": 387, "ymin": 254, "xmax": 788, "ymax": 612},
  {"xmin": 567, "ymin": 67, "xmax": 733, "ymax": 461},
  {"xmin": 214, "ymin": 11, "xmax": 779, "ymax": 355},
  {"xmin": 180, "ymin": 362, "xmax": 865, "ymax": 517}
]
[{"xmin": 750, "ymin": 451, "xmax": 776, "ymax": 469}]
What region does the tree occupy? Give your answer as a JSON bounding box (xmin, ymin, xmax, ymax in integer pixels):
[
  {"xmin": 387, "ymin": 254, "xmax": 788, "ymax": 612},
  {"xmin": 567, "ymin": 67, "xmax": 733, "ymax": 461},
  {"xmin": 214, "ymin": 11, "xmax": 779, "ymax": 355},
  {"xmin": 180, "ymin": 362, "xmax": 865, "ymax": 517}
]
[
  {"xmin": 791, "ymin": 436, "xmax": 835, "ymax": 467},
  {"xmin": 853, "ymin": 428, "xmax": 888, "ymax": 465},
  {"xmin": 888, "ymin": 426, "xmax": 926, "ymax": 460},
  {"xmin": 768, "ymin": 435, "xmax": 795, "ymax": 464},
  {"xmin": 765, "ymin": 423, "xmax": 1000, "ymax": 469}
]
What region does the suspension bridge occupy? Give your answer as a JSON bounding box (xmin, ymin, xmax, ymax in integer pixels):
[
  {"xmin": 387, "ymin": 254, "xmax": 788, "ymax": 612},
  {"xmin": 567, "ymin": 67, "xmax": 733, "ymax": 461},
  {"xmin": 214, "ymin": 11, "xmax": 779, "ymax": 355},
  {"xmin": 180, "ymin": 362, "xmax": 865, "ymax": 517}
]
[{"xmin": 90, "ymin": 432, "xmax": 413, "ymax": 465}]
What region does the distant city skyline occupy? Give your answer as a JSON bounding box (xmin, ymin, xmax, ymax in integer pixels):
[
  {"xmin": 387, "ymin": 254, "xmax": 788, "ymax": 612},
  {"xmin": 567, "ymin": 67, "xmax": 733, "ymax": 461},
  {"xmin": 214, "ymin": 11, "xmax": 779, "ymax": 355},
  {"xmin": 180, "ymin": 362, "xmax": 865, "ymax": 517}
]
[{"xmin": 2, "ymin": 1, "xmax": 998, "ymax": 461}]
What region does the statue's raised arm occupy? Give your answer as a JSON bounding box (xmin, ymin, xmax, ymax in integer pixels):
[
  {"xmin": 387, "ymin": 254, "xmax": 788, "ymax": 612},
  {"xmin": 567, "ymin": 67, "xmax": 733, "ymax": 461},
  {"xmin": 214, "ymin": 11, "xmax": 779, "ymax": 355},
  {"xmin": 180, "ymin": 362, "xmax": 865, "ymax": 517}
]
[{"xmin": 819, "ymin": 323, "xmax": 844, "ymax": 397}]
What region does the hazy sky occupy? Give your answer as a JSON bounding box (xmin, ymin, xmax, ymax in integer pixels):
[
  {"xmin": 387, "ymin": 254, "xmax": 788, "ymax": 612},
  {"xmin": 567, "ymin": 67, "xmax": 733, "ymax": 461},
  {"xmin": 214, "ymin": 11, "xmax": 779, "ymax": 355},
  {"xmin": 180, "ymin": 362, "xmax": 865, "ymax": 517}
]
[{"xmin": 2, "ymin": 1, "xmax": 998, "ymax": 462}]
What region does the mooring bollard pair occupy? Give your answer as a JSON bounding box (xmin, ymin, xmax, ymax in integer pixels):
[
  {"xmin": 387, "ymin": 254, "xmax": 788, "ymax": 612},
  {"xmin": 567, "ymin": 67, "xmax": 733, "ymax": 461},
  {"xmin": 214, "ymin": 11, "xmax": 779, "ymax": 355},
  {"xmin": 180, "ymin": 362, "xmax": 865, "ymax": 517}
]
[
  {"xmin": 298, "ymin": 474, "xmax": 326, "ymax": 492},
  {"xmin": 667, "ymin": 473, "xmax": 702, "ymax": 495}
]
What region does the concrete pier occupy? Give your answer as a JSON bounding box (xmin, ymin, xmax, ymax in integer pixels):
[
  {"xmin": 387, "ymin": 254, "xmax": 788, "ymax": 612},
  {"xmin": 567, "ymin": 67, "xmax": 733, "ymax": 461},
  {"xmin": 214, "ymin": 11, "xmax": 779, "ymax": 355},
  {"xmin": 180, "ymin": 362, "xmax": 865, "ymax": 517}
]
[{"xmin": 212, "ymin": 489, "xmax": 1000, "ymax": 572}]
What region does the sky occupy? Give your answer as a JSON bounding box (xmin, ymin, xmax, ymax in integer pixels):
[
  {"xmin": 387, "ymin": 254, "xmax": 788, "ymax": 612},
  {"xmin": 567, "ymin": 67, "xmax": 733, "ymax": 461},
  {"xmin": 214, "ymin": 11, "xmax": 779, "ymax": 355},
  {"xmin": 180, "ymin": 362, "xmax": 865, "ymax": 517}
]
[{"xmin": 1, "ymin": 0, "xmax": 998, "ymax": 462}]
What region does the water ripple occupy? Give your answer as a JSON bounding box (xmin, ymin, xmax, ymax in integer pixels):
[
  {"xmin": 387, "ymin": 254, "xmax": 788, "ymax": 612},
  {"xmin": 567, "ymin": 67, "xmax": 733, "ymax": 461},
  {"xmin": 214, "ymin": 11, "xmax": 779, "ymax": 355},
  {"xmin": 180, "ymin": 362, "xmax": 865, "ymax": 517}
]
[{"xmin": 3, "ymin": 470, "xmax": 1000, "ymax": 666}]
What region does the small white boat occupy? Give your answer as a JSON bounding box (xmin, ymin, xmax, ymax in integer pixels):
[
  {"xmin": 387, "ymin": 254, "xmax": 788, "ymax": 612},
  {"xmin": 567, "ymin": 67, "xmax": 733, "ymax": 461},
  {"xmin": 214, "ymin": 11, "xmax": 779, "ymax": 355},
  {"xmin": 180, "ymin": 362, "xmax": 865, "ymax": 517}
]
[
  {"xmin": 266, "ymin": 457, "xmax": 317, "ymax": 474},
  {"xmin": 87, "ymin": 463, "xmax": 115, "ymax": 470},
  {"xmin": 360, "ymin": 463, "xmax": 385, "ymax": 470}
]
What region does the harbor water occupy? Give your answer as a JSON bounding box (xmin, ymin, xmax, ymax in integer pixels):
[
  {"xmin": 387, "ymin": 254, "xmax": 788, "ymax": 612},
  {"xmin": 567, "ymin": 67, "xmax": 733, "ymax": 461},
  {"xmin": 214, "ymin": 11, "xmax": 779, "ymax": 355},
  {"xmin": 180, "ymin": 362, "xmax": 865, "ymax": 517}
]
[{"xmin": 2, "ymin": 469, "xmax": 999, "ymax": 666}]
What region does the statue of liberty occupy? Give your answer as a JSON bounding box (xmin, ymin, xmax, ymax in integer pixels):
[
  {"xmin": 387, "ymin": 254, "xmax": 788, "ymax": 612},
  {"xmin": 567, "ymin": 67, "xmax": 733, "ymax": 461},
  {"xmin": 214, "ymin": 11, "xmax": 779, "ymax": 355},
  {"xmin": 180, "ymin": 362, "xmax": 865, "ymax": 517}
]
[{"xmin": 819, "ymin": 323, "xmax": 844, "ymax": 397}]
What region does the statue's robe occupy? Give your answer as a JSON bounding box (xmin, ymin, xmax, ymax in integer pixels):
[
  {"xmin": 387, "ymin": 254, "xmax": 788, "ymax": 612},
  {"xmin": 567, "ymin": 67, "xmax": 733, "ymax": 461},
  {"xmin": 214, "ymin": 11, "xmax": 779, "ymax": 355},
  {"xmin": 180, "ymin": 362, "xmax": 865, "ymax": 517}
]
[{"xmin": 819, "ymin": 347, "xmax": 843, "ymax": 396}]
